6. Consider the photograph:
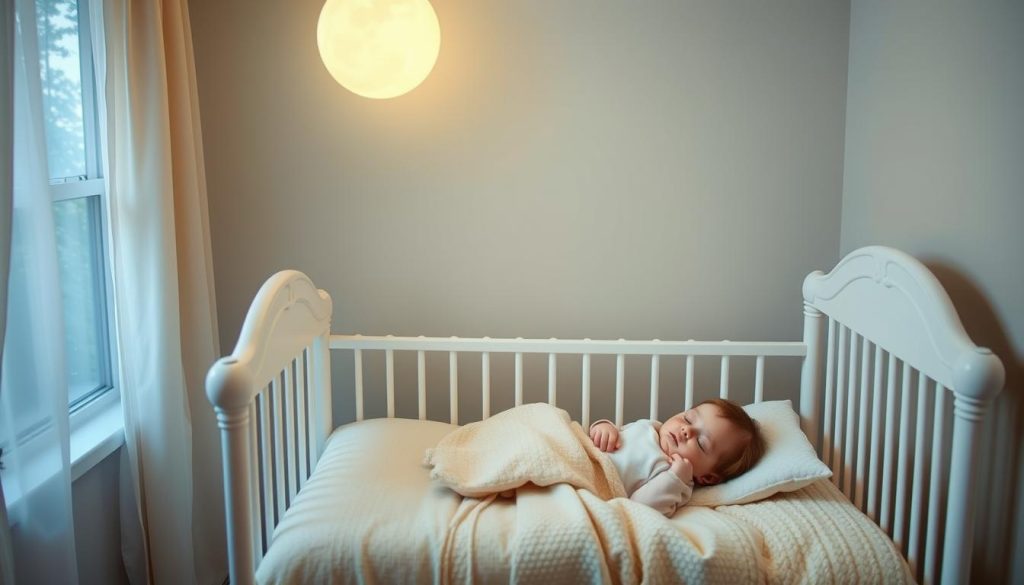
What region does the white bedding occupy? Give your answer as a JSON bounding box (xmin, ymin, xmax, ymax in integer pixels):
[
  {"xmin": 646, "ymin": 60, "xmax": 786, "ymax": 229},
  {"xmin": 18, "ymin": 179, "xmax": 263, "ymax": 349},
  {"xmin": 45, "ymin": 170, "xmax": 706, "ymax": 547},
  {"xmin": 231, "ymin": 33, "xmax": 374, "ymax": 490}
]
[{"xmin": 257, "ymin": 418, "xmax": 913, "ymax": 584}]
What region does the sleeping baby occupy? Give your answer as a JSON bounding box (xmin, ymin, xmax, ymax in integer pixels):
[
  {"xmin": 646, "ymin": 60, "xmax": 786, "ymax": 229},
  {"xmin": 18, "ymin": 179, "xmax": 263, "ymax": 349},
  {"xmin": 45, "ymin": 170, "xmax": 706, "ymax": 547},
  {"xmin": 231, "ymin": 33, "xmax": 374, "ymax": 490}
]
[{"xmin": 589, "ymin": 398, "xmax": 765, "ymax": 516}]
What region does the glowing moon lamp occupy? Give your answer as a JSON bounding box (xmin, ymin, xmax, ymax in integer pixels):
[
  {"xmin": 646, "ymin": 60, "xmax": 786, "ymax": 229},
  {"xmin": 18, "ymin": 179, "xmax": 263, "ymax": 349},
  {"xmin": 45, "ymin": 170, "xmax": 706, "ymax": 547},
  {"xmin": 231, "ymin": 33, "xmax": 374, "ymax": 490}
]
[{"xmin": 317, "ymin": 0, "xmax": 441, "ymax": 99}]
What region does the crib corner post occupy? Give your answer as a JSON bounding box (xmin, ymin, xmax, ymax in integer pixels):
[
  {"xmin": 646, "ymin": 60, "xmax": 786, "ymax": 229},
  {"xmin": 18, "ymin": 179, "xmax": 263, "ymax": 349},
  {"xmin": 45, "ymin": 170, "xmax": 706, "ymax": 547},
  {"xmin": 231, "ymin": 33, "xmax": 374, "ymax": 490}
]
[
  {"xmin": 941, "ymin": 350, "xmax": 1004, "ymax": 585},
  {"xmin": 941, "ymin": 395, "xmax": 986, "ymax": 585},
  {"xmin": 215, "ymin": 404, "xmax": 256, "ymax": 585},
  {"xmin": 799, "ymin": 301, "xmax": 824, "ymax": 452},
  {"xmin": 207, "ymin": 357, "xmax": 257, "ymax": 585}
]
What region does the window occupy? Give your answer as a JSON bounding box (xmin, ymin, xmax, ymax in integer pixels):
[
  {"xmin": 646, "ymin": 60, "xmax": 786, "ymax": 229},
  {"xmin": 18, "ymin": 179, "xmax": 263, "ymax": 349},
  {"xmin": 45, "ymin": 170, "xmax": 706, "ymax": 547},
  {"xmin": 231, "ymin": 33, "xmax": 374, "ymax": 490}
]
[
  {"xmin": 36, "ymin": 0, "xmax": 116, "ymax": 413},
  {"xmin": 1, "ymin": 0, "xmax": 120, "ymax": 509}
]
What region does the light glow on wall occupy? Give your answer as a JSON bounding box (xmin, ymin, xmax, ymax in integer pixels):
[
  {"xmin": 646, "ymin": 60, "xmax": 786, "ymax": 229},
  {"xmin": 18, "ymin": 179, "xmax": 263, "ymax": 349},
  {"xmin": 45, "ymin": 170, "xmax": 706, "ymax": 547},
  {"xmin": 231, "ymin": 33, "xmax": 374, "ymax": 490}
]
[{"xmin": 316, "ymin": 0, "xmax": 441, "ymax": 99}]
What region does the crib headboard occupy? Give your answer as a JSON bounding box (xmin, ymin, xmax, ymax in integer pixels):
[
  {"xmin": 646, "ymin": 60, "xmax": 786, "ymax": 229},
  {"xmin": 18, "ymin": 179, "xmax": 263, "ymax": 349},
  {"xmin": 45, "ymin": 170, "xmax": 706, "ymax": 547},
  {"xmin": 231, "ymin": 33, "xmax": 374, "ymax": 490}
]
[
  {"xmin": 799, "ymin": 246, "xmax": 1004, "ymax": 585},
  {"xmin": 206, "ymin": 270, "xmax": 333, "ymax": 584}
]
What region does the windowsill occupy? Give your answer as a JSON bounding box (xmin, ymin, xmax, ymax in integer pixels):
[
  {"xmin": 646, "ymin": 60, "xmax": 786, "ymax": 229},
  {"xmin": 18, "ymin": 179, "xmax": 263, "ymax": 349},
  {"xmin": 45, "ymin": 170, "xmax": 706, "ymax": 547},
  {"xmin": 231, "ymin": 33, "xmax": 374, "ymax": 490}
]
[
  {"xmin": 3, "ymin": 393, "xmax": 124, "ymax": 520},
  {"xmin": 69, "ymin": 392, "xmax": 125, "ymax": 481}
]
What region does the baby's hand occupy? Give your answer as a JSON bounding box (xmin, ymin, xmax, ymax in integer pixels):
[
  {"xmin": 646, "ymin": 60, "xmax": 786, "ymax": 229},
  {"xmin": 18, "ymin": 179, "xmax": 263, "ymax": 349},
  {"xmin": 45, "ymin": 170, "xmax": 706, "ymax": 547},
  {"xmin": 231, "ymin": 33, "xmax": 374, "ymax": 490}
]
[
  {"xmin": 589, "ymin": 422, "xmax": 621, "ymax": 452},
  {"xmin": 670, "ymin": 454, "xmax": 693, "ymax": 485}
]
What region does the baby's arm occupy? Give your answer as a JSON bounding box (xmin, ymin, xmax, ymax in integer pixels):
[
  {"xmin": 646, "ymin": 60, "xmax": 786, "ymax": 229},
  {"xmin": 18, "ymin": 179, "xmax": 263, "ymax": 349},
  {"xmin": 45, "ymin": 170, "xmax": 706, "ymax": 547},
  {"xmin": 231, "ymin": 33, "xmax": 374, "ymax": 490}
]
[
  {"xmin": 589, "ymin": 420, "xmax": 621, "ymax": 452},
  {"xmin": 630, "ymin": 465, "xmax": 694, "ymax": 517}
]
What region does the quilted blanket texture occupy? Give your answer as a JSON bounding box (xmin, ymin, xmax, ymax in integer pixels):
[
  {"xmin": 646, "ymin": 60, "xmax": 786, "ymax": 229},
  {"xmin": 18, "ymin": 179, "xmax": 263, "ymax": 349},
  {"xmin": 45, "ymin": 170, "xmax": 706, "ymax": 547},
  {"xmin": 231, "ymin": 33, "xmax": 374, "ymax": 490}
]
[
  {"xmin": 423, "ymin": 402, "xmax": 626, "ymax": 499},
  {"xmin": 424, "ymin": 403, "xmax": 764, "ymax": 584},
  {"xmin": 256, "ymin": 417, "xmax": 913, "ymax": 585}
]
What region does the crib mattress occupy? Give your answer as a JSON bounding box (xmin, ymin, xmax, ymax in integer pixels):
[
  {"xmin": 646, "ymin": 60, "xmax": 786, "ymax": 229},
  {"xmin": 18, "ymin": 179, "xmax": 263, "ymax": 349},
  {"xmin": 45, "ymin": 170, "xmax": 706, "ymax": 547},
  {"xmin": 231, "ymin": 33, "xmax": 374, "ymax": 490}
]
[{"xmin": 256, "ymin": 418, "xmax": 912, "ymax": 584}]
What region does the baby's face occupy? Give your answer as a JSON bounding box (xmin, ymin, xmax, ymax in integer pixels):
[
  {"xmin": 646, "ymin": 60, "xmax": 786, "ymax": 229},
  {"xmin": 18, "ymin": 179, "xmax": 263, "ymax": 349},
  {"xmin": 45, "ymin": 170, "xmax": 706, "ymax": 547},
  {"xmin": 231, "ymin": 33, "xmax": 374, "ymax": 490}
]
[{"xmin": 659, "ymin": 403, "xmax": 747, "ymax": 486}]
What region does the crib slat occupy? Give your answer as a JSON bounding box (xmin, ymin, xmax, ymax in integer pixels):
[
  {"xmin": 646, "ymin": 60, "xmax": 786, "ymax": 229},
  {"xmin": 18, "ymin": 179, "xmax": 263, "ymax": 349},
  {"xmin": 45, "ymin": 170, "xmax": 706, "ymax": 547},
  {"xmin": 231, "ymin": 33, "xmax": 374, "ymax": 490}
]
[
  {"xmin": 294, "ymin": 356, "xmax": 306, "ymax": 486},
  {"xmin": 292, "ymin": 356, "xmax": 306, "ymax": 493},
  {"xmin": 754, "ymin": 356, "xmax": 765, "ymax": 403},
  {"xmin": 514, "ymin": 347, "xmax": 524, "ymax": 407},
  {"xmin": 894, "ymin": 363, "xmax": 914, "ymax": 553},
  {"xmin": 417, "ymin": 350, "xmax": 426, "ymax": 420},
  {"xmin": 685, "ymin": 351, "xmax": 695, "ymax": 409},
  {"xmin": 303, "ymin": 347, "xmax": 315, "ymax": 477},
  {"xmin": 354, "ymin": 348, "xmax": 364, "ymax": 422},
  {"xmin": 249, "ymin": 400, "xmax": 263, "ymax": 563},
  {"xmin": 386, "ymin": 347, "xmax": 395, "ymax": 418},
  {"xmin": 649, "ymin": 352, "xmax": 661, "ymax": 420},
  {"xmin": 288, "ymin": 362, "xmax": 299, "ymax": 499},
  {"xmin": 271, "ymin": 375, "xmax": 287, "ymax": 525},
  {"xmin": 283, "ymin": 363, "xmax": 297, "ymax": 506},
  {"xmin": 843, "ymin": 333, "xmax": 859, "ymax": 497},
  {"xmin": 867, "ymin": 344, "xmax": 884, "ymax": 520},
  {"xmin": 548, "ymin": 350, "xmax": 557, "ymax": 407},
  {"xmin": 257, "ymin": 390, "xmax": 273, "ymax": 552},
  {"xmin": 615, "ymin": 350, "xmax": 625, "ymax": 427},
  {"xmin": 832, "ymin": 326, "xmax": 848, "ymax": 486},
  {"xmin": 449, "ymin": 350, "xmax": 458, "ymax": 425},
  {"xmin": 822, "ymin": 318, "xmax": 837, "ymax": 465},
  {"xmin": 855, "ymin": 339, "xmax": 871, "ymax": 510},
  {"xmin": 924, "ymin": 387, "xmax": 948, "ymax": 585},
  {"xmin": 719, "ymin": 351, "xmax": 730, "ymax": 399},
  {"xmin": 908, "ymin": 373, "xmax": 931, "ymax": 580},
  {"xmin": 482, "ymin": 350, "xmax": 491, "ymax": 419},
  {"xmin": 582, "ymin": 352, "xmax": 592, "ymax": 428},
  {"xmin": 880, "ymin": 354, "xmax": 899, "ymax": 533}
]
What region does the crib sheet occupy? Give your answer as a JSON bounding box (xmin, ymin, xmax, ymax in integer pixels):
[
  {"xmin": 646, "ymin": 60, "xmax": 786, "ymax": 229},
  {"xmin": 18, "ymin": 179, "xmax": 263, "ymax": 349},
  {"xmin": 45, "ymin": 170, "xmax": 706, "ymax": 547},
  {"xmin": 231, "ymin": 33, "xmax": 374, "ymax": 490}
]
[{"xmin": 256, "ymin": 418, "xmax": 912, "ymax": 584}]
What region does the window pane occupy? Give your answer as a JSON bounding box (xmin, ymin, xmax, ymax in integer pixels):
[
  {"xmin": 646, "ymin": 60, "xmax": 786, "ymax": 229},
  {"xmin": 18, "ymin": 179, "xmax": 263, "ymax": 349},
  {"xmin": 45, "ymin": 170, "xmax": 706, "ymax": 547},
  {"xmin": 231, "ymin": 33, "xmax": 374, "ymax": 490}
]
[
  {"xmin": 36, "ymin": 0, "xmax": 87, "ymax": 181},
  {"xmin": 53, "ymin": 195, "xmax": 109, "ymax": 404}
]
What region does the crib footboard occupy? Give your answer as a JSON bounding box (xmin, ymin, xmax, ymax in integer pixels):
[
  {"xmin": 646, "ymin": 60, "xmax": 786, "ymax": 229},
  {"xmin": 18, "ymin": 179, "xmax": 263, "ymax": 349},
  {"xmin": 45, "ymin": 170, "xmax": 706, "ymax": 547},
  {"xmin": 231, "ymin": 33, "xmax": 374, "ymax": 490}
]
[
  {"xmin": 801, "ymin": 246, "xmax": 1004, "ymax": 585},
  {"xmin": 206, "ymin": 271, "xmax": 333, "ymax": 585}
]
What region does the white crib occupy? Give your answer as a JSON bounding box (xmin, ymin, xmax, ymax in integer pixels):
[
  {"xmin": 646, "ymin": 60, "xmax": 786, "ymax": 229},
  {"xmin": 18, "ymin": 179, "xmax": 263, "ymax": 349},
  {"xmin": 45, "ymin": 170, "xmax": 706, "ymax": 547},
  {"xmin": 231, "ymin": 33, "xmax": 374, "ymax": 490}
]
[{"xmin": 206, "ymin": 246, "xmax": 1004, "ymax": 585}]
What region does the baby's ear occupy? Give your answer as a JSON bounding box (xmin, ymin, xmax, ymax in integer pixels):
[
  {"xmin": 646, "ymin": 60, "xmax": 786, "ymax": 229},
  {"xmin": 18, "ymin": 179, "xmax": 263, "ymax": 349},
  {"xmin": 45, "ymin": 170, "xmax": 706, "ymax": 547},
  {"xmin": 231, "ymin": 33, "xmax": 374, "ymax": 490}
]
[{"xmin": 696, "ymin": 473, "xmax": 722, "ymax": 487}]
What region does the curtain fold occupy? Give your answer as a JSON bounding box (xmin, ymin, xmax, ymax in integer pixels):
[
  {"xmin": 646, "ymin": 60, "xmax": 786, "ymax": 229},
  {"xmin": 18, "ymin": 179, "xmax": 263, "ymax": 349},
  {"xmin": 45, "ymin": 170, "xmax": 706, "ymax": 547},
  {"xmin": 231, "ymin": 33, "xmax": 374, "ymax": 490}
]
[
  {"xmin": 0, "ymin": 0, "xmax": 16, "ymax": 580},
  {"xmin": 97, "ymin": 0, "xmax": 223, "ymax": 583},
  {"xmin": 0, "ymin": 0, "xmax": 79, "ymax": 583}
]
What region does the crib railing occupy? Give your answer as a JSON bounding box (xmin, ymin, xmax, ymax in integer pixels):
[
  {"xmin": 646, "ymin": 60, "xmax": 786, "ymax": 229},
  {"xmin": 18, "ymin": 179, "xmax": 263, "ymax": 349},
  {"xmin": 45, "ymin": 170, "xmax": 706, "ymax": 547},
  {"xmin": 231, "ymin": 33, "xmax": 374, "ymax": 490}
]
[
  {"xmin": 207, "ymin": 271, "xmax": 333, "ymax": 585},
  {"xmin": 333, "ymin": 328, "xmax": 978, "ymax": 580},
  {"xmin": 328, "ymin": 335, "xmax": 806, "ymax": 427},
  {"xmin": 246, "ymin": 346, "xmax": 317, "ymax": 566},
  {"xmin": 817, "ymin": 319, "xmax": 954, "ymax": 583},
  {"xmin": 803, "ymin": 247, "xmax": 1004, "ymax": 585}
]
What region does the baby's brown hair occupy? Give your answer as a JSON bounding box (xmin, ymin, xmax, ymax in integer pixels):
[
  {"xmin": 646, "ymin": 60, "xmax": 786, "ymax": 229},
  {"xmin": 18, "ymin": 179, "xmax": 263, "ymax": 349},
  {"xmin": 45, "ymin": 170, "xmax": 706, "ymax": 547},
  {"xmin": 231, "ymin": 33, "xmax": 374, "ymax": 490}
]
[{"xmin": 699, "ymin": 398, "xmax": 766, "ymax": 480}]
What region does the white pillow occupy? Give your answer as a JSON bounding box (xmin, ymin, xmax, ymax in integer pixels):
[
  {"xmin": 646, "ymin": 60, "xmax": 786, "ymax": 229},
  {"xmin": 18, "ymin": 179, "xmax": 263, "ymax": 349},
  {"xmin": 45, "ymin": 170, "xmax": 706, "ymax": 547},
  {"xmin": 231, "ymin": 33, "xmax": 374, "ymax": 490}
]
[{"xmin": 688, "ymin": 399, "xmax": 831, "ymax": 507}]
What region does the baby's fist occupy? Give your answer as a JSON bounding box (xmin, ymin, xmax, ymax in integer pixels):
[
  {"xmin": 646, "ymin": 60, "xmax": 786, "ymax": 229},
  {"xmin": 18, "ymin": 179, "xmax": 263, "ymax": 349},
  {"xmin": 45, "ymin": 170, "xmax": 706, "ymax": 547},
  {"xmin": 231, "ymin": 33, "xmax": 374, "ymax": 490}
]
[
  {"xmin": 670, "ymin": 454, "xmax": 693, "ymax": 484},
  {"xmin": 589, "ymin": 422, "xmax": 621, "ymax": 452}
]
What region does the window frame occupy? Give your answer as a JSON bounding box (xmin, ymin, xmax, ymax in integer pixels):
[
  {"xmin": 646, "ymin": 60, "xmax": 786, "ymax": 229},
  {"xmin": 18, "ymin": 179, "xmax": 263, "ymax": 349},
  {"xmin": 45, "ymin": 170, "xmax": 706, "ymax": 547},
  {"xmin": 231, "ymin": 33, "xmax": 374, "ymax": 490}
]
[
  {"xmin": 38, "ymin": 0, "xmax": 119, "ymax": 423},
  {"xmin": 2, "ymin": 0, "xmax": 123, "ymax": 506},
  {"xmin": 61, "ymin": 0, "xmax": 123, "ymax": 475}
]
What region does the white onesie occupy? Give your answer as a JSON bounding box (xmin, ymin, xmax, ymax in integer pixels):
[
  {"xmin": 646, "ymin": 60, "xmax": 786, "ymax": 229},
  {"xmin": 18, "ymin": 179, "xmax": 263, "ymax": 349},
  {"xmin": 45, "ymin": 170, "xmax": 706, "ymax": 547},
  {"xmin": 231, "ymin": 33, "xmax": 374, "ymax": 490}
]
[{"xmin": 591, "ymin": 419, "xmax": 694, "ymax": 517}]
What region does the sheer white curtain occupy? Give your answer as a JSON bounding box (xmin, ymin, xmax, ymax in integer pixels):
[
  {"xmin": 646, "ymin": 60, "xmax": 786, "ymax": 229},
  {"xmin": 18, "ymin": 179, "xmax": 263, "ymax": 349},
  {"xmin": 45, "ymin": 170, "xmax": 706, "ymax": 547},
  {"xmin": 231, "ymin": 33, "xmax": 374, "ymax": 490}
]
[
  {"xmin": 0, "ymin": 0, "xmax": 79, "ymax": 583},
  {"xmin": 94, "ymin": 0, "xmax": 224, "ymax": 583},
  {"xmin": 0, "ymin": 0, "xmax": 15, "ymax": 581}
]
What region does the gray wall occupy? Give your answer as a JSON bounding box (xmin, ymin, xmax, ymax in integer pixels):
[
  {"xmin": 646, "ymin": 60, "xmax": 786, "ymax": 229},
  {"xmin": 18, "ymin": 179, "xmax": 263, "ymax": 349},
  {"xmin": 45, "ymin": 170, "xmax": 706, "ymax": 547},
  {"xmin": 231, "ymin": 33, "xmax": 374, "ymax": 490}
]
[
  {"xmin": 189, "ymin": 0, "xmax": 850, "ymax": 424},
  {"xmin": 72, "ymin": 450, "xmax": 129, "ymax": 585},
  {"xmin": 841, "ymin": 0, "xmax": 1024, "ymax": 581}
]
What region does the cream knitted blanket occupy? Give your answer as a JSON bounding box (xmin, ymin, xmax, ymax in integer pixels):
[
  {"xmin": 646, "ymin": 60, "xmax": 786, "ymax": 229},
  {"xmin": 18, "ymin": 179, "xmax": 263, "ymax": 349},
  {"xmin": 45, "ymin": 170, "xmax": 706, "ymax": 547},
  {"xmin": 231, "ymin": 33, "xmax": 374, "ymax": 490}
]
[
  {"xmin": 423, "ymin": 402, "xmax": 625, "ymax": 499},
  {"xmin": 424, "ymin": 403, "xmax": 764, "ymax": 584},
  {"xmin": 258, "ymin": 416, "xmax": 912, "ymax": 585}
]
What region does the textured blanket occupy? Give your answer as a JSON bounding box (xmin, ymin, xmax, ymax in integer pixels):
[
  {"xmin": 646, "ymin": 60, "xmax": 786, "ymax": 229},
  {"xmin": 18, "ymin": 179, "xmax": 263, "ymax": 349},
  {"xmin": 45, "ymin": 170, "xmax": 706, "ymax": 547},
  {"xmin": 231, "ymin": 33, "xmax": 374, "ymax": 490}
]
[
  {"xmin": 424, "ymin": 403, "xmax": 764, "ymax": 584},
  {"xmin": 423, "ymin": 402, "xmax": 626, "ymax": 499},
  {"xmin": 257, "ymin": 418, "xmax": 912, "ymax": 585}
]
